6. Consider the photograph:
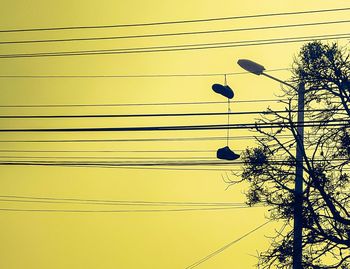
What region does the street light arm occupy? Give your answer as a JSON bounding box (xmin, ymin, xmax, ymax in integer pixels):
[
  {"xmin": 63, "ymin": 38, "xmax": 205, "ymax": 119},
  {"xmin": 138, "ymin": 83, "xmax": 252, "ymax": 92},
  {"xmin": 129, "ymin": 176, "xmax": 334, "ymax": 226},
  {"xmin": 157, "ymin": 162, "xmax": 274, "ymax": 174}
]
[
  {"xmin": 261, "ymin": 73, "xmax": 297, "ymax": 90},
  {"xmin": 237, "ymin": 58, "xmax": 297, "ymax": 90}
]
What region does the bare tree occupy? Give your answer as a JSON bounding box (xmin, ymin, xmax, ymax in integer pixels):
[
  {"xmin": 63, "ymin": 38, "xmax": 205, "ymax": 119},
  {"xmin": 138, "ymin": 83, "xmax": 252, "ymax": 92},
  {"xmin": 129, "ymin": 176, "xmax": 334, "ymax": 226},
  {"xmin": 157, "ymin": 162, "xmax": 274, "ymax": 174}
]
[{"xmin": 237, "ymin": 41, "xmax": 350, "ymax": 268}]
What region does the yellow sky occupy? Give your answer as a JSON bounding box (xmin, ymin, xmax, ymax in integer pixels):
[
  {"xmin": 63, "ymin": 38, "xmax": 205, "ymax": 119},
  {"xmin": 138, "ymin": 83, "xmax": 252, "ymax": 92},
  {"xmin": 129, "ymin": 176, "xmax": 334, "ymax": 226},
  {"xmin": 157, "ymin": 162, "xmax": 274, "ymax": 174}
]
[{"xmin": 0, "ymin": 1, "xmax": 349, "ymax": 268}]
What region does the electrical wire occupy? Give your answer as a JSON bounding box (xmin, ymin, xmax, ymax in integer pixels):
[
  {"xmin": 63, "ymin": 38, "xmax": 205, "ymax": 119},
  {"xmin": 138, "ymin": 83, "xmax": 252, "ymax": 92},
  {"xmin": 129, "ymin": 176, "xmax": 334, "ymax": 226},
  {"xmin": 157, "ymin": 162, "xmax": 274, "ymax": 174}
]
[
  {"xmin": 1, "ymin": 7, "xmax": 349, "ymax": 32},
  {"xmin": 93, "ymin": 166, "xmax": 242, "ymax": 172},
  {"xmin": 0, "ymin": 135, "xmax": 317, "ymax": 143},
  {"xmin": 0, "ymin": 206, "xmax": 255, "ymax": 213},
  {"xmin": 0, "ymin": 137, "xmax": 283, "ymax": 143},
  {"xmin": 15, "ymin": 163, "xmax": 241, "ymax": 171},
  {"xmin": 0, "ymin": 68, "xmax": 290, "ymax": 78},
  {"xmin": 185, "ymin": 221, "xmax": 271, "ymax": 269},
  {"xmin": 0, "ymin": 195, "xmax": 247, "ymax": 207},
  {"xmin": 2, "ymin": 156, "xmax": 347, "ymax": 163},
  {"xmin": 0, "ymin": 156, "xmax": 219, "ymax": 160},
  {"xmin": 0, "ymin": 161, "xmax": 243, "ymax": 166},
  {"xmin": 0, "ymin": 149, "xmax": 216, "ymax": 153},
  {"xmin": 3, "ymin": 162, "xmax": 350, "ymax": 172},
  {"xmin": 2, "ymin": 20, "xmax": 350, "ymax": 45},
  {"xmin": 2, "ymin": 159, "xmax": 349, "ymax": 171},
  {"xmin": 0, "ymin": 99, "xmax": 285, "ymax": 108},
  {"xmin": 0, "ymin": 32, "xmax": 349, "ymax": 58},
  {"xmin": 0, "ymin": 197, "xmax": 243, "ymax": 206},
  {"xmin": 0, "ymin": 158, "xmax": 348, "ymax": 168},
  {"xmin": 0, "ymin": 154, "xmax": 244, "ymax": 172},
  {"xmin": 34, "ymin": 165, "xmax": 239, "ymax": 172},
  {"xmin": 0, "ymin": 109, "xmax": 343, "ymax": 119},
  {"xmin": 0, "ymin": 120, "xmax": 347, "ymax": 132}
]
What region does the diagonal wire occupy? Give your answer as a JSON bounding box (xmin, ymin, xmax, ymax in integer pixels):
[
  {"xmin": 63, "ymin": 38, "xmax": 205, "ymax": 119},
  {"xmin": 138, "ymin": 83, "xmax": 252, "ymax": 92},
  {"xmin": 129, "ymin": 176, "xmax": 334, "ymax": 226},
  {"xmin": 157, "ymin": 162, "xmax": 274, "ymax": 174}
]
[
  {"xmin": 0, "ymin": 33, "xmax": 349, "ymax": 58},
  {"xmin": 185, "ymin": 221, "xmax": 271, "ymax": 269},
  {"xmin": 1, "ymin": 20, "xmax": 350, "ymax": 45},
  {"xmin": 1, "ymin": 7, "xmax": 349, "ymax": 32}
]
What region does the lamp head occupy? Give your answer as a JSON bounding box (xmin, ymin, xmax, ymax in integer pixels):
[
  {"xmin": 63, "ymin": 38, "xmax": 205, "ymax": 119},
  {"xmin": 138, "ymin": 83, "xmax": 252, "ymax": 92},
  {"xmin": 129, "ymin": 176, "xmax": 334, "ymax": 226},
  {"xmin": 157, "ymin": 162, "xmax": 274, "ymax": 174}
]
[{"xmin": 237, "ymin": 59, "xmax": 265, "ymax": 75}]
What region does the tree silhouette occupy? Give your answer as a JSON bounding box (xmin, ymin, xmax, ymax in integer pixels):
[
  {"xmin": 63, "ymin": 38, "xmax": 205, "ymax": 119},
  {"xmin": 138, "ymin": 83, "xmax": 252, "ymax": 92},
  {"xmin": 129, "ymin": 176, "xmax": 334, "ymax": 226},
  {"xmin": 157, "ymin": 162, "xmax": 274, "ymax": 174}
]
[{"xmin": 237, "ymin": 41, "xmax": 350, "ymax": 268}]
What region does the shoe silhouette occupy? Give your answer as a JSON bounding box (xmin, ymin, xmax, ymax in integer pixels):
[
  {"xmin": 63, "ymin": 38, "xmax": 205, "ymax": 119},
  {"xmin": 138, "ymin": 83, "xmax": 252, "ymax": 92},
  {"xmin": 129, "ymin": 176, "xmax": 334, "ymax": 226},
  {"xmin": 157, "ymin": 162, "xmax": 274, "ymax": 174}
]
[
  {"xmin": 217, "ymin": 146, "xmax": 240, "ymax": 160},
  {"xmin": 212, "ymin": 84, "xmax": 234, "ymax": 99}
]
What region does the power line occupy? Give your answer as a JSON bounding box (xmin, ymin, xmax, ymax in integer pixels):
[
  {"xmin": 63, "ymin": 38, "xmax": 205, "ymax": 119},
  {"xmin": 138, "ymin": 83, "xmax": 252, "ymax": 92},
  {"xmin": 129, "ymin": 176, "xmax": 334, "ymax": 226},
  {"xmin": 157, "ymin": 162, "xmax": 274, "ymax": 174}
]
[
  {"xmin": 0, "ymin": 161, "xmax": 244, "ymax": 166},
  {"xmin": 0, "ymin": 136, "xmax": 277, "ymax": 143},
  {"xmin": 0, "ymin": 148, "xmax": 344, "ymax": 161},
  {"xmin": 0, "ymin": 198, "xmax": 244, "ymax": 207},
  {"xmin": 1, "ymin": 33, "xmax": 349, "ymax": 58},
  {"xmin": 0, "ymin": 135, "xmax": 312, "ymax": 143},
  {"xmin": 185, "ymin": 221, "xmax": 271, "ymax": 269},
  {"xmin": 0, "ymin": 68, "xmax": 290, "ymax": 78},
  {"xmin": 0, "ymin": 160, "xmax": 243, "ymax": 172},
  {"xmin": 24, "ymin": 165, "xmax": 239, "ymax": 172},
  {"xmin": 2, "ymin": 155, "xmax": 349, "ymax": 162},
  {"xmin": 0, "ymin": 149, "xmax": 215, "ymax": 153},
  {"xmin": 0, "ymin": 195, "xmax": 247, "ymax": 207},
  {"xmin": 2, "ymin": 20, "xmax": 350, "ymax": 45},
  {"xmin": 0, "ymin": 120, "xmax": 347, "ymax": 133},
  {"xmin": 0, "ymin": 206, "xmax": 255, "ymax": 213},
  {"xmin": 0, "ymin": 156, "xmax": 218, "ymax": 160},
  {"xmin": 2, "ymin": 157, "xmax": 348, "ymax": 170},
  {"xmin": 1, "ymin": 7, "xmax": 349, "ymax": 32},
  {"xmin": 2, "ymin": 161, "xmax": 349, "ymax": 172},
  {"xmin": 0, "ymin": 109, "xmax": 343, "ymax": 119},
  {"xmin": 0, "ymin": 95, "xmax": 342, "ymax": 110},
  {"xmin": 88, "ymin": 166, "xmax": 241, "ymax": 172},
  {"xmin": 0, "ymin": 111, "xmax": 278, "ymax": 119},
  {"xmin": 0, "ymin": 99, "xmax": 285, "ymax": 108},
  {"xmin": 4, "ymin": 163, "xmax": 239, "ymax": 171},
  {"xmin": 0, "ymin": 158, "xmax": 347, "ymax": 168}
]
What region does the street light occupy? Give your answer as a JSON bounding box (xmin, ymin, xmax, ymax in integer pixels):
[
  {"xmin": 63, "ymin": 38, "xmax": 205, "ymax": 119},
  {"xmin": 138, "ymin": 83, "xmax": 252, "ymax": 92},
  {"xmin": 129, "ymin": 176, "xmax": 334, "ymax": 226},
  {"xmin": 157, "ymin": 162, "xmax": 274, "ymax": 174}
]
[
  {"xmin": 238, "ymin": 59, "xmax": 297, "ymax": 89},
  {"xmin": 238, "ymin": 59, "xmax": 305, "ymax": 269}
]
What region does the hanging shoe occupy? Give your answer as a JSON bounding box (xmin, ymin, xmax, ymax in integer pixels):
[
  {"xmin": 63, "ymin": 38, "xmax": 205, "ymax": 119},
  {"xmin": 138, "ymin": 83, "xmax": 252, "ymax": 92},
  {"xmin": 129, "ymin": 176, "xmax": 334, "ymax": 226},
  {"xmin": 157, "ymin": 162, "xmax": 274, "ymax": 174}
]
[
  {"xmin": 217, "ymin": 146, "xmax": 240, "ymax": 160},
  {"xmin": 212, "ymin": 84, "xmax": 234, "ymax": 99}
]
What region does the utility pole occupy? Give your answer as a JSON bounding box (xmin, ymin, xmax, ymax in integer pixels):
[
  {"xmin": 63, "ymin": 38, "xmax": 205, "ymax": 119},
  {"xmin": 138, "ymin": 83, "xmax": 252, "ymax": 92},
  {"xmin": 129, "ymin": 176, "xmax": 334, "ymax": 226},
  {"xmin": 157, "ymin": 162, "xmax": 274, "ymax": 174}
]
[
  {"xmin": 293, "ymin": 82, "xmax": 305, "ymax": 269},
  {"xmin": 237, "ymin": 59, "xmax": 305, "ymax": 268}
]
